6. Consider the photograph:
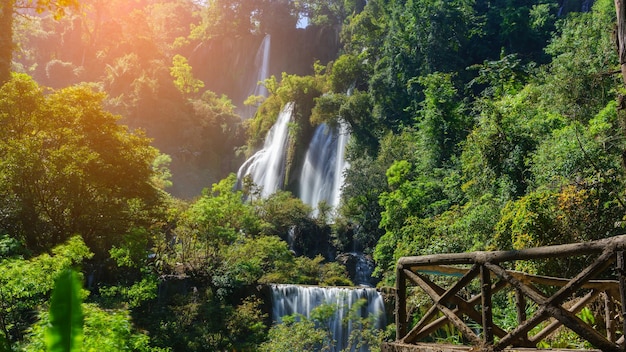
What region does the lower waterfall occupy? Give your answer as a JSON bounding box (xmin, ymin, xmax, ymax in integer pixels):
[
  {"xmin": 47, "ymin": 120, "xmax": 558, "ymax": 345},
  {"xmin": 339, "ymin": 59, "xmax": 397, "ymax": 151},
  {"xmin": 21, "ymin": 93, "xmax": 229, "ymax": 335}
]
[{"xmin": 270, "ymin": 284, "xmax": 386, "ymax": 351}]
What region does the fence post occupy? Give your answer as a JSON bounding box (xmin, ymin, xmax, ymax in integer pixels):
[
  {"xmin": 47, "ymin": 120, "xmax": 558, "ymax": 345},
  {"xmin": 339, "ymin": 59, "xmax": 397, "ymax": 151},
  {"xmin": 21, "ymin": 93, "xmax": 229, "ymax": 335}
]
[
  {"xmin": 481, "ymin": 264, "xmax": 494, "ymax": 345},
  {"xmin": 396, "ymin": 264, "xmax": 407, "ymax": 340},
  {"xmin": 618, "ymin": 251, "xmax": 626, "ymax": 350}
]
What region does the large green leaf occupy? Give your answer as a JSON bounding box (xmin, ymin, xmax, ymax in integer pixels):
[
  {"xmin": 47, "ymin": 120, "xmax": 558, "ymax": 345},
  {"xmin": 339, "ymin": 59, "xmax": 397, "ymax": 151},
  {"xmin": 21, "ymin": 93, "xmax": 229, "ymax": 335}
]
[{"xmin": 45, "ymin": 269, "xmax": 83, "ymax": 352}]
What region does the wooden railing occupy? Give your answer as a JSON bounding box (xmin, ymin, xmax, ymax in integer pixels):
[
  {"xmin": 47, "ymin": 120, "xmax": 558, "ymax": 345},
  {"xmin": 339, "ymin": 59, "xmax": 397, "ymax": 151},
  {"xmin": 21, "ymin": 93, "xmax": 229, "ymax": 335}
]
[{"xmin": 393, "ymin": 235, "xmax": 626, "ymax": 351}]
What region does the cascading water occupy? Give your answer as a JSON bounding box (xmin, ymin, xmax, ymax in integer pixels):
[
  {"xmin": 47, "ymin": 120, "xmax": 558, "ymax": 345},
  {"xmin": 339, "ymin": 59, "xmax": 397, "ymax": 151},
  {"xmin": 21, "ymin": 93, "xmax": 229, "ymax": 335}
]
[
  {"xmin": 237, "ymin": 103, "xmax": 293, "ymax": 197},
  {"xmin": 271, "ymin": 284, "xmax": 386, "ymax": 352},
  {"xmin": 298, "ymin": 122, "xmax": 350, "ymax": 216},
  {"xmin": 240, "ymin": 34, "xmax": 271, "ymax": 119}
]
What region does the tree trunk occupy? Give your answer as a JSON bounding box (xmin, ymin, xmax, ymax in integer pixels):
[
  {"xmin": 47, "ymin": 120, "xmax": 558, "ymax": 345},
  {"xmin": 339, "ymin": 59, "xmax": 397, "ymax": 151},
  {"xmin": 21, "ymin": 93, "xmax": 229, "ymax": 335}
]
[
  {"xmin": 616, "ymin": 0, "xmax": 626, "ymax": 86},
  {"xmin": 0, "ymin": 1, "xmax": 13, "ymax": 86}
]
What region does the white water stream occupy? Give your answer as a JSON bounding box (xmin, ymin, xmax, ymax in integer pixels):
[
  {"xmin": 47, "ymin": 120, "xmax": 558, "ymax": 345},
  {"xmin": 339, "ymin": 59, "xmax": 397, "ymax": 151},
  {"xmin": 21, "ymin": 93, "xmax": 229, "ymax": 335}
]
[
  {"xmin": 240, "ymin": 34, "xmax": 271, "ymax": 119},
  {"xmin": 298, "ymin": 122, "xmax": 350, "ymax": 216},
  {"xmin": 237, "ymin": 102, "xmax": 294, "ymax": 197},
  {"xmin": 271, "ymin": 284, "xmax": 386, "ymax": 351}
]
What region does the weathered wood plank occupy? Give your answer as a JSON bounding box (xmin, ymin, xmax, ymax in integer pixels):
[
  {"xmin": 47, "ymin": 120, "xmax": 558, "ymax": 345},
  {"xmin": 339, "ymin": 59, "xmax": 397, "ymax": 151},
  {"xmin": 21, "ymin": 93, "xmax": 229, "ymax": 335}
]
[
  {"xmin": 480, "ymin": 265, "xmax": 493, "ymax": 345},
  {"xmin": 398, "ymin": 235, "xmax": 626, "ymax": 268},
  {"xmin": 415, "ymin": 264, "xmax": 619, "ymax": 292},
  {"xmin": 542, "ymin": 304, "xmax": 620, "ymax": 352},
  {"xmin": 397, "ymin": 264, "xmax": 408, "ymax": 340},
  {"xmin": 545, "ymin": 249, "xmax": 615, "ymax": 306}
]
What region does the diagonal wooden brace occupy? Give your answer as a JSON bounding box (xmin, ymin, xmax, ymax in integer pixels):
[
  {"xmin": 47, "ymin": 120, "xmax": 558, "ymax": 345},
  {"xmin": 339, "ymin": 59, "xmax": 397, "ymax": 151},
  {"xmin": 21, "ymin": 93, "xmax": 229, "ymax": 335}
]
[{"xmin": 403, "ymin": 268, "xmax": 483, "ymax": 345}]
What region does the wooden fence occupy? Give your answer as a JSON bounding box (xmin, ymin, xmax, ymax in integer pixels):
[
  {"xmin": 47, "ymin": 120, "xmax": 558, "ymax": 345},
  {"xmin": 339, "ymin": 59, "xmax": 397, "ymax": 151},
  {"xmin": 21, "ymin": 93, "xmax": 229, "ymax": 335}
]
[{"xmin": 390, "ymin": 235, "xmax": 626, "ymax": 351}]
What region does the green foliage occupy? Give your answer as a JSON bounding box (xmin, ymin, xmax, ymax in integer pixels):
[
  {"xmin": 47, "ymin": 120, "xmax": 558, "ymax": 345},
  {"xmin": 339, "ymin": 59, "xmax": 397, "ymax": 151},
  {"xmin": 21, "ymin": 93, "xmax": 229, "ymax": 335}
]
[
  {"xmin": 5, "ymin": 0, "xmax": 626, "ymax": 349},
  {"xmin": 139, "ymin": 286, "xmax": 266, "ymax": 352},
  {"xmin": 185, "ymin": 174, "xmax": 261, "ymax": 249},
  {"xmin": 170, "ymin": 54, "xmax": 204, "ymax": 95},
  {"xmin": 530, "ymin": 100, "xmax": 622, "ymax": 190},
  {"xmin": 298, "ymin": 0, "xmax": 355, "ymax": 27},
  {"xmin": 416, "ymin": 72, "xmax": 468, "ymax": 168},
  {"xmin": 0, "ymin": 74, "xmax": 163, "ymax": 255},
  {"xmin": 260, "ymin": 301, "xmax": 385, "ymax": 352},
  {"xmin": 0, "ymin": 234, "xmax": 25, "ymax": 260},
  {"xmin": 25, "ymin": 303, "xmax": 168, "ymax": 352},
  {"xmin": 109, "ymin": 228, "xmax": 151, "ymax": 269},
  {"xmin": 245, "ymin": 72, "xmax": 325, "ymax": 154},
  {"xmin": 151, "ymin": 154, "xmax": 173, "ymax": 190},
  {"xmin": 461, "ymin": 84, "xmax": 564, "ymax": 200},
  {"xmin": 45, "ymin": 270, "xmax": 83, "ymax": 352},
  {"xmin": 494, "ymin": 182, "xmax": 622, "ymax": 276},
  {"xmin": 328, "ymin": 54, "xmax": 367, "ymax": 93},
  {"xmin": 253, "ymin": 190, "xmax": 312, "ymax": 236},
  {"xmin": 99, "ymin": 276, "xmax": 159, "ymax": 309},
  {"xmin": 259, "ymin": 315, "xmax": 327, "ymax": 352},
  {"xmin": 468, "ymin": 53, "xmax": 530, "ymax": 99},
  {"xmin": 219, "ymin": 235, "xmax": 294, "ymax": 287},
  {"xmin": 0, "ymin": 237, "xmax": 91, "ymax": 345},
  {"xmin": 369, "ymin": 0, "xmax": 476, "ymax": 130},
  {"xmin": 226, "ymin": 297, "xmax": 268, "ymax": 351},
  {"xmin": 189, "ymin": 0, "xmax": 298, "ymax": 39},
  {"xmin": 540, "ymin": 0, "xmax": 618, "ymax": 121}
]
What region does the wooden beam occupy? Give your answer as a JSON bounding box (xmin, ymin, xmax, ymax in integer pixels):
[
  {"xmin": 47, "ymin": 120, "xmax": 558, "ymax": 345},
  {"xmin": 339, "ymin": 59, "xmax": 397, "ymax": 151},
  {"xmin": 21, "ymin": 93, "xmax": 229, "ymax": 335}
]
[
  {"xmin": 542, "ymin": 304, "xmax": 620, "ymax": 352},
  {"xmin": 398, "ymin": 235, "xmax": 626, "ymax": 268},
  {"xmin": 481, "ymin": 265, "xmax": 494, "ymax": 345},
  {"xmin": 603, "ymin": 292, "xmax": 616, "ymax": 342},
  {"xmin": 494, "ymin": 308, "xmax": 549, "ymax": 350},
  {"xmin": 403, "ymin": 269, "xmax": 482, "ymax": 345},
  {"xmin": 486, "ymin": 260, "xmax": 620, "ymax": 351},
  {"xmin": 529, "ymin": 289, "xmax": 601, "ymax": 344},
  {"xmin": 397, "ymin": 264, "xmax": 407, "ymax": 340},
  {"xmin": 401, "ymin": 304, "xmax": 439, "ymax": 344},
  {"xmin": 545, "ymin": 249, "xmax": 615, "ymax": 306},
  {"xmin": 515, "ymin": 287, "xmax": 526, "ymax": 325},
  {"xmin": 415, "ymin": 265, "xmax": 618, "ymax": 292},
  {"xmin": 403, "ymin": 279, "xmax": 509, "ymax": 343},
  {"xmin": 617, "ymin": 251, "xmax": 626, "ymax": 349},
  {"xmin": 483, "ymin": 262, "xmax": 547, "ymax": 305}
]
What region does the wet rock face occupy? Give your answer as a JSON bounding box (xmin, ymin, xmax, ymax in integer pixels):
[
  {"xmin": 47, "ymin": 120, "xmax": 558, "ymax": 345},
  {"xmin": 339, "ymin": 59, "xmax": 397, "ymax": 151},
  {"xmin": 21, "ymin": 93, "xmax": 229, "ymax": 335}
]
[
  {"xmin": 288, "ymin": 222, "xmax": 335, "ymax": 261},
  {"xmin": 336, "ymin": 252, "xmax": 359, "ymax": 280},
  {"xmin": 336, "ymin": 252, "xmax": 378, "ymax": 287}
]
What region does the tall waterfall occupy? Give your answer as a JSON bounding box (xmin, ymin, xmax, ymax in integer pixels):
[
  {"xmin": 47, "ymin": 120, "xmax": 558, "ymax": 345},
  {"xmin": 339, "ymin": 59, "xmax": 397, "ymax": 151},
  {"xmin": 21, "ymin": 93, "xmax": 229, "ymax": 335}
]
[
  {"xmin": 271, "ymin": 284, "xmax": 386, "ymax": 352},
  {"xmin": 237, "ymin": 103, "xmax": 293, "ymax": 197},
  {"xmin": 298, "ymin": 122, "xmax": 350, "ymax": 216},
  {"xmin": 241, "ymin": 34, "xmax": 271, "ymax": 119}
]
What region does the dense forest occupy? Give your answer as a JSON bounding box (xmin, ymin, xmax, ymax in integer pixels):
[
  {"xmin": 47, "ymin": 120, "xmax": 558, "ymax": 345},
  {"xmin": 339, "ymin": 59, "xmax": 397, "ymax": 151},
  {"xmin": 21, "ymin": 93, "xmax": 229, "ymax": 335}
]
[{"xmin": 2, "ymin": 0, "xmax": 626, "ymax": 350}]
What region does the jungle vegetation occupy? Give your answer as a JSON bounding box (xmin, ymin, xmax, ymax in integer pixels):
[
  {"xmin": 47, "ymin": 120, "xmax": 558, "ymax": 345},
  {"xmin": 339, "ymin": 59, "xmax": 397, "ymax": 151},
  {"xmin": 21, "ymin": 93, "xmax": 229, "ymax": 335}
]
[{"xmin": 1, "ymin": 0, "xmax": 626, "ymax": 350}]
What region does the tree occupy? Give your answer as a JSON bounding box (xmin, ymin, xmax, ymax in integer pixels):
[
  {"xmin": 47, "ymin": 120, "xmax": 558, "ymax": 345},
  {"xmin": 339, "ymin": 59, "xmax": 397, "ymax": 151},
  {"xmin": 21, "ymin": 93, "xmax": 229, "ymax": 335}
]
[
  {"xmin": 0, "ymin": 236, "xmax": 92, "ymax": 345},
  {"xmin": 0, "ymin": 1, "xmax": 14, "ymax": 85},
  {"xmin": 616, "ymin": 0, "xmax": 626, "ymax": 85},
  {"xmin": 0, "ymin": 0, "xmax": 79, "ymax": 85},
  {"xmin": 170, "ymin": 54, "xmax": 204, "ymax": 96},
  {"xmin": 189, "ymin": 0, "xmax": 298, "ymax": 39},
  {"xmin": 0, "ymin": 74, "xmax": 163, "ymax": 255}
]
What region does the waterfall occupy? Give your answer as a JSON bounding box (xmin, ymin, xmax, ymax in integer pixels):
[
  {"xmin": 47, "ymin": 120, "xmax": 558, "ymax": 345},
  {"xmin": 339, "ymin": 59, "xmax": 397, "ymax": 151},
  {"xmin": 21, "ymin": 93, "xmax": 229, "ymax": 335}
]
[
  {"xmin": 298, "ymin": 122, "xmax": 350, "ymax": 216},
  {"xmin": 237, "ymin": 103, "xmax": 293, "ymax": 197},
  {"xmin": 271, "ymin": 284, "xmax": 386, "ymax": 352},
  {"xmin": 241, "ymin": 34, "xmax": 271, "ymax": 119}
]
